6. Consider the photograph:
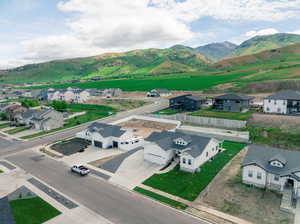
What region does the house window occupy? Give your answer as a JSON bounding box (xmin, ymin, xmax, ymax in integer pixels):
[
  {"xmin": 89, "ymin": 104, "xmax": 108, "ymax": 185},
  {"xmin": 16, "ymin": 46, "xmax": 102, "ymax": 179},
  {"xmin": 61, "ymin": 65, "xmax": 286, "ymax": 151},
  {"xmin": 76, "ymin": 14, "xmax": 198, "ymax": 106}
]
[
  {"xmin": 182, "ymin": 158, "xmax": 186, "ymax": 164},
  {"xmin": 188, "ymin": 159, "xmax": 192, "ymax": 165},
  {"xmin": 283, "ymin": 101, "xmax": 286, "ymax": 105},
  {"xmin": 268, "ymin": 99, "xmax": 271, "ymax": 103},
  {"xmin": 274, "ymin": 175, "xmax": 279, "ymax": 182},
  {"xmin": 267, "ymin": 107, "xmax": 270, "ymax": 111},
  {"xmin": 257, "ymin": 172, "xmax": 262, "ymax": 180},
  {"xmin": 274, "ymin": 100, "xmax": 277, "ymax": 105},
  {"xmin": 206, "ymin": 152, "xmax": 208, "ymax": 157},
  {"xmin": 248, "ymin": 170, "xmax": 253, "ymax": 178}
]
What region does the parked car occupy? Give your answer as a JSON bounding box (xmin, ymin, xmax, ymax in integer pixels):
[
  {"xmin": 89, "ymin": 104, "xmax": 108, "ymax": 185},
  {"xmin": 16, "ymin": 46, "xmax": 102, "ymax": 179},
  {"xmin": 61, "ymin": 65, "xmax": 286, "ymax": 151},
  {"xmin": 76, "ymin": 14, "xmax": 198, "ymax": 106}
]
[{"xmin": 71, "ymin": 165, "xmax": 90, "ymax": 176}]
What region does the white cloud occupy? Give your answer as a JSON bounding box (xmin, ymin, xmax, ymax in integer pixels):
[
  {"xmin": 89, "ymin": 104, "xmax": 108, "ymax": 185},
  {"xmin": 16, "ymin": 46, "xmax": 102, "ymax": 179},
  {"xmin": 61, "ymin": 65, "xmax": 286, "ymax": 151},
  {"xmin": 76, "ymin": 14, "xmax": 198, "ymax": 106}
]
[
  {"xmin": 290, "ymin": 29, "xmax": 300, "ymax": 35},
  {"xmin": 6, "ymin": 0, "xmax": 300, "ymax": 67},
  {"xmin": 245, "ymin": 28, "xmax": 279, "ymax": 38}
]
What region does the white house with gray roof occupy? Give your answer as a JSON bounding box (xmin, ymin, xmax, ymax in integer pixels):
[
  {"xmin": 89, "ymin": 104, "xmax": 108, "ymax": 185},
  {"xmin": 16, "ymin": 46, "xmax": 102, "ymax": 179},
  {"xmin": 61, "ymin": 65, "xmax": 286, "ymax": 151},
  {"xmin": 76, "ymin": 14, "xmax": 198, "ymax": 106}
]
[
  {"xmin": 144, "ymin": 131, "xmax": 220, "ymax": 173},
  {"xmin": 263, "ymin": 90, "xmax": 300, "ymax": 115},
  {"xmin": 242, "ymin": 145, "xmax": 300, "ymax": 199},
  {"xmin": 76, "ymin": 122, "xmax": 144, "ymax": 151}
]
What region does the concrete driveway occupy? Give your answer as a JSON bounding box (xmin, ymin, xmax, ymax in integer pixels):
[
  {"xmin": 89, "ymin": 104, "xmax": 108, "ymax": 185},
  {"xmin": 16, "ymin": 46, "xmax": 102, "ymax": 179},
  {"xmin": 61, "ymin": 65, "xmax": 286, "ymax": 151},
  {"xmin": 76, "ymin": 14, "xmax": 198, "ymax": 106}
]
[{"xmin": 109, "ymin": 149, "xmax": 162, "ymax": 189}]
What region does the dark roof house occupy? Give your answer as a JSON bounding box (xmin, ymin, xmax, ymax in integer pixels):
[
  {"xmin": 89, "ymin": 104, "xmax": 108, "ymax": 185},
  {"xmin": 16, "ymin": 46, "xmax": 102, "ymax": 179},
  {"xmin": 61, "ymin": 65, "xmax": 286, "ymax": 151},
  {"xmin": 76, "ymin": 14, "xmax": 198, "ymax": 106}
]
[
  {"xmin": 213, "ymin": 93, "xmax": 254, "ymax": 112},
  {"xmin": 169, "ymin": 94, "xmax": 206, "ymax": 111}
]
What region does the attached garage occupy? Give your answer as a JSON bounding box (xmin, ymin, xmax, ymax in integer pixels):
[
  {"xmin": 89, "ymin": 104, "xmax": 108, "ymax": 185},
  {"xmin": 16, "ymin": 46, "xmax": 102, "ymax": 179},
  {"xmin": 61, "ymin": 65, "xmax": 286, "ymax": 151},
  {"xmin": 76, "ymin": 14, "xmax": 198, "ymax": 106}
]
[
  {"xmin": 144, "ymin": 153, "xmax": 168, "ymax": 165},
  {"xmin": 94, "ymin": 141, "xmax": 103, "ymax": 148}
]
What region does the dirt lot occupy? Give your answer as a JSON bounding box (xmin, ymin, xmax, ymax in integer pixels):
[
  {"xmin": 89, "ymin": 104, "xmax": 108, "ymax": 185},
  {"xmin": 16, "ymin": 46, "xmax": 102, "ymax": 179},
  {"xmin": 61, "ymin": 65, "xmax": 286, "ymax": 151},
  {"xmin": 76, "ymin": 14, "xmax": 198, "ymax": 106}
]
[
  {"xmin": 191, "ymin": 149, "xmax": 294, "ymax": 224},
  {"xmin": 87, "ymin": 98, "xmax": 148, "ymax": 111},
  {"xmin": 249, "ymin": 113, "xmax": 300, "ymax": 132},
  {"xmin": 119, "ymin": 119, "xmax": 177, "ymax": 138}
]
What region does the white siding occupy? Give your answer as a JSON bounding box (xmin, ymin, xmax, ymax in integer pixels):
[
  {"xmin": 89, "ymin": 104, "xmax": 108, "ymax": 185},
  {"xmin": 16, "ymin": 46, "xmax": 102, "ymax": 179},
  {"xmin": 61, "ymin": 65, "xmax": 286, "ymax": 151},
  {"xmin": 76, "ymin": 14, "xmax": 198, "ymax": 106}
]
[
  {"xmin": 180, "ymin": 139, "xmax": 219, "ymax": 173},
  {"xmin": 242, "ymin": 165, "xmax": 267, "ymax": 188},
  {"xmin": 263, "ymin": 99, "xmax": 287, "ymax": 114}
]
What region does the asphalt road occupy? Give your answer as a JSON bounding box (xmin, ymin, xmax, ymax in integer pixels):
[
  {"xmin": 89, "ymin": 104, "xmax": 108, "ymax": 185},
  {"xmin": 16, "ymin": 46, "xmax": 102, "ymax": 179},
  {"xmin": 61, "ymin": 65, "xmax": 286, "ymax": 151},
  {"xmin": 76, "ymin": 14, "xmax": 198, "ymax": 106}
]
[
  {"xmin": 0, "ymin": 99, "xmax": 168, "ymax": 158},
  {"xmin": 7, "ymin": 151, "xmax": 209, "ymax": 224}
]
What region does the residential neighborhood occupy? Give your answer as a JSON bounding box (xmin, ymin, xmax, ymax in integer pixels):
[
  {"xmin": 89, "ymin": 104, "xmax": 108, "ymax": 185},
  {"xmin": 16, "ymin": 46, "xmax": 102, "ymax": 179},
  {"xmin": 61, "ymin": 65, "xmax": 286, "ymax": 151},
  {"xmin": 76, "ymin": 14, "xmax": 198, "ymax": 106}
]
[{"xmin": 2, "ymin": 3, "xmax": 300, "ymax": 223}]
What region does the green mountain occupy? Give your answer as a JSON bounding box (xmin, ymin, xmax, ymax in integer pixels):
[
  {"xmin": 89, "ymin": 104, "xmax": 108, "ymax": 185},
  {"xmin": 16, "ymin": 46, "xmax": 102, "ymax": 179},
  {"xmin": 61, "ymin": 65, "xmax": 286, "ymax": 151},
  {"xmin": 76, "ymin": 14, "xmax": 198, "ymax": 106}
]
[
  {"xmin": 195, "ymin": 41, "xmax": 237, "ymax": 61},
  {"xmin": 0, "ymin": 45, "xmax": 210, "ymax": 84},
  {"xmin": 216, "ymin": 42, "xmax": 300, "ymax": 68},
  {"xmin": 230, "ymin": 33, "xmax": 300, "ymax": 57}
]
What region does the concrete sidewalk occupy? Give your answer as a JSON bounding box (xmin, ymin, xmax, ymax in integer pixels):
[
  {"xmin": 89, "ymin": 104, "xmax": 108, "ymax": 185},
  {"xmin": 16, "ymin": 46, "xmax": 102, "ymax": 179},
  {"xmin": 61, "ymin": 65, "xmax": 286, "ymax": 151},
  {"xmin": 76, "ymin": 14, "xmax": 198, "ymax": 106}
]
[{"xmin": 138, "ymin": 184, "xmax": 253, "ymax": 224}]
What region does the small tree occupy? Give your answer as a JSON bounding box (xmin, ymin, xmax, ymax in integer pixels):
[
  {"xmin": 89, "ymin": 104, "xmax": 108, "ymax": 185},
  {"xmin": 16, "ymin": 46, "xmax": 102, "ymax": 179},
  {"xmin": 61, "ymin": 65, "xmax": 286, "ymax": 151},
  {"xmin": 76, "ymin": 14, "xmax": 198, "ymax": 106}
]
[{"xmin": 51, "ymin": 100, "xmax": 67, "ymax": 112}]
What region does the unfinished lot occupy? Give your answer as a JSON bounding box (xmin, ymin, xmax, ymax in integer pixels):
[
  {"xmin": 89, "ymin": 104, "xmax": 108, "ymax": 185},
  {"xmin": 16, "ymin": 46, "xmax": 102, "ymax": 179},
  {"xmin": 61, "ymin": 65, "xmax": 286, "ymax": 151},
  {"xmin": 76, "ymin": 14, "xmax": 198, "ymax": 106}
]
[
  {"xmin": 249, "ymin": 113, "xmax": 300, "ymax": 132},
  {"xmin": 87, "ymin": 98, "xmax": 148, "ymax": 111},
  {"xmin": 118, "ymin": 119, "xmax": 177, "ymax": 138},
  {"xmin": 191, "ymin": 149, "xmax": 294, "ymax": 224}
]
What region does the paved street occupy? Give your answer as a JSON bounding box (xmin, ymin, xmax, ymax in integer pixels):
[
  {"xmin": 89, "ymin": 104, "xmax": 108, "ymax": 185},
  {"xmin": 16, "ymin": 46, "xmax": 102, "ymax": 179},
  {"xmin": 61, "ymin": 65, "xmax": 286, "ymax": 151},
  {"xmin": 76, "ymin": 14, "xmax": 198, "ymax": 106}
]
[
  {"xmin": 6, "ymin": 151, "xmax": 209, "ymax": 224},
  {"xmin": 0, "ymin": 99, "xmax": 168, "ymax": 158}
]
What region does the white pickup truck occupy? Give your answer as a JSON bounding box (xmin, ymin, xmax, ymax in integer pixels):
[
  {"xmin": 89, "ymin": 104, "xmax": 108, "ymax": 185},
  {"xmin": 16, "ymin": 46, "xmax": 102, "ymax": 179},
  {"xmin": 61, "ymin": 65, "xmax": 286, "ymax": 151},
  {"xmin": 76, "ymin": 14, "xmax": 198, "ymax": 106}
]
[{"xmin": 71, "ymin": 165, "xmax": 90, "ymax": 176}]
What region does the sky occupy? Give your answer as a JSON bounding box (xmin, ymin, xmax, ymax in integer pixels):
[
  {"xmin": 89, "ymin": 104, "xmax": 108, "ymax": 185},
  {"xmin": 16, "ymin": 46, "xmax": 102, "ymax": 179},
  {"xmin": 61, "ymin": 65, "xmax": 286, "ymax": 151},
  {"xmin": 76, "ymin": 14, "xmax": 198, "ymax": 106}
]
[{"xmin": 1, "ymin": 0, "xmax": 300, "ymax": 69}]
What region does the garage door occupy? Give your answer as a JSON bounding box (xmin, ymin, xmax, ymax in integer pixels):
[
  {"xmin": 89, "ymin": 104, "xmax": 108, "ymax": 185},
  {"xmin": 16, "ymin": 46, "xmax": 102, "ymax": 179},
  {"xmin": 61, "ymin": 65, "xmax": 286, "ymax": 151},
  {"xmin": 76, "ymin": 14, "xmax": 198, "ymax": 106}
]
[
  {"xmin": 94, "ymin": 141, "xmax": 103, "ymax": 148},
  {"xmin": 144, "ymin": 153, "xmax": 166, "ymax": 165}
]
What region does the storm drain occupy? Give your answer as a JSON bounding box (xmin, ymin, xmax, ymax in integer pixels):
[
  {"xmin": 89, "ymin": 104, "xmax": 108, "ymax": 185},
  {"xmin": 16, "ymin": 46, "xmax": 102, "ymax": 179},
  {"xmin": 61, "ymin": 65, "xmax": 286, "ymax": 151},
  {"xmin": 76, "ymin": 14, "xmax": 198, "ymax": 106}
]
[{"xmin": 28, "ymin": 178, "xmax": 78, "ymax": 209}]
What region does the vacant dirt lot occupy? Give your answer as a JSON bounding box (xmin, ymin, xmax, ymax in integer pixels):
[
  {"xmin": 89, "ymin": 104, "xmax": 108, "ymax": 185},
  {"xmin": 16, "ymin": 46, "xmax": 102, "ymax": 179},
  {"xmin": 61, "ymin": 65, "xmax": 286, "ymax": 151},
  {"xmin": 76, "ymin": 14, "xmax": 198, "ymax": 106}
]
[
  {"xmin": 249, "ymin": 113, "xmax": 300, "ymax": 132},
  {"xmin": 119, "ymin": 119, "xmax": 177, "ymax": 138},
  {"xmin": 87, "ymin": 98, "xmax": 148, "ymax": 111},
  {"xmin": 192, "ymin": 149, "xmax": 294, "ymax": 224}
]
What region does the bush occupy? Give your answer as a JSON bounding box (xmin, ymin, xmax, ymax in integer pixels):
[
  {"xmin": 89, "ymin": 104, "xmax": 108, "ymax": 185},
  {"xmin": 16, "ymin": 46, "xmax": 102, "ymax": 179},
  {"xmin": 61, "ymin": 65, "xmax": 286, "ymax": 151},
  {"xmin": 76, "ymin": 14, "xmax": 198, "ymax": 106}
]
[{"xmin": 0, "ymin": 112, "xmax": 8, "ymax": 121}]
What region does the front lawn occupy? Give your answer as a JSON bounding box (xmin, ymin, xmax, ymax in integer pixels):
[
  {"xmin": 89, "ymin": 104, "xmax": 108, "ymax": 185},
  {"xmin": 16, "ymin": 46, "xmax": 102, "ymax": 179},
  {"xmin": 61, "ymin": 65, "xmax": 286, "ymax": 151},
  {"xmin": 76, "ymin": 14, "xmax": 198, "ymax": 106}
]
[
  {"xmin": 5, "ymin": 126, "xmax": 30, "ymax": 135},
  {"xmin": 189, "ymin": 108, "xmax": 255, "ymax": 121},
  {"xmin": 10, "ymin": 197, "xmax": 61, "ymax": 224},
  {"xmin": 143, "ymin": 141, "xmax": 247, "ymax": 201},
  {"xmin": 21, "ymin": 104, "xmax": 116, "ymax": 139},
  {"xmin": 134, "ymin": 187, "xmax": 188, "ymax": 210},
  {"xmin": 0, "ymin": 122, "xmax": 10, "ymax": 129}
]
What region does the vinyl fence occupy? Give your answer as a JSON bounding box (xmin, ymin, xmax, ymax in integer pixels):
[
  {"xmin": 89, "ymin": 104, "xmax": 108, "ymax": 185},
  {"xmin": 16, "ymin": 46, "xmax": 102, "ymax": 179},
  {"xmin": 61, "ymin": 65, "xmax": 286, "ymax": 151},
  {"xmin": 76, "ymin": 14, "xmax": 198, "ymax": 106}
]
[{"xmin": 150, "ymin": 114, "xmax": 247, "ymax": 129}]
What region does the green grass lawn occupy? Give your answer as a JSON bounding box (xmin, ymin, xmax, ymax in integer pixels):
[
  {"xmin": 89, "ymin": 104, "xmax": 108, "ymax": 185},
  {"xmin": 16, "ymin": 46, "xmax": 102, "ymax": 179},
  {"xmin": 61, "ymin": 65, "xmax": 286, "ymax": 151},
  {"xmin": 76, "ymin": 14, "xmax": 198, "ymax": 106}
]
[
  {"xmin": 134, "ymin": 187, "xmax": 188, "ymax": 210},
  {"xmin": 0, "ymin": 169, "xmax": 3, "ymax": 173},
  {"xmin": 10, "ymin": 197, "xmax": 61, "ymax": 224},
  {"xmin": 21, "ymin": 104, "xmax": 116, "ymax": 139},
  {"xmin": 155, "ymin": 109, "xmax": 180, "ymax": 115},
  {"xmin": 189, "ymin": 108, "xmax": 256, "ymax": 121},
  {"xmin": 5, "ymin": 126, "xmax": 31, "ymax": 135},
  {"xmin": 0, "ymin": 122, "xmax": 10, "ymax": 129},
  {"xmin": 143, "ymin": 141, "xmax": 247, "ymax": 201}
]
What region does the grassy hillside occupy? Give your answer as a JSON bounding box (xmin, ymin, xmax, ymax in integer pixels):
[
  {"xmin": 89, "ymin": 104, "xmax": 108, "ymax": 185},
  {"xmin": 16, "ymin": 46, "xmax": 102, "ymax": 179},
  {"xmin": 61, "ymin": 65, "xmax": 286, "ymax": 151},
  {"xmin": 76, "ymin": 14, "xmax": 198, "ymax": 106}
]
[
  {"xmin": 0, "ymin": 45, "xmax": 210, "ymax": 84},
  {"xmin": 230, "ymin": 33, "xmax": 300, "ymax": 57},
  {"xmin": 196, "ymin": 41, "xmax": 237, "ymax": 61}
]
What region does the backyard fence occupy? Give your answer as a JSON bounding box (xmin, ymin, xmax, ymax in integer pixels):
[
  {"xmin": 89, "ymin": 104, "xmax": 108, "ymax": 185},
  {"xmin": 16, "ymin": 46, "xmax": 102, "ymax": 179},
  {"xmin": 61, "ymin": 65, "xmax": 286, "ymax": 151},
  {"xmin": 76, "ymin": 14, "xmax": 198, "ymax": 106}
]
[{"xmin": 150, "ymin": 114, "xmax": 247, "ymax": 129}]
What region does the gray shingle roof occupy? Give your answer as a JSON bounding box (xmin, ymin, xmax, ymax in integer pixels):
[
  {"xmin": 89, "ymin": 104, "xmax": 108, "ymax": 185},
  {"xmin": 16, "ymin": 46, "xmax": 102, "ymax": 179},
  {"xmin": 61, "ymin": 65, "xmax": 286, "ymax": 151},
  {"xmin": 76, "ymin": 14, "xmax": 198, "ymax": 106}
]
[
  {"xmin": 215, "ymin": 93, "xmax": 254, "ymax": 100},
  {"xmin": 186, "ymin": 95, "xmax": 204, "ymax": 101},
  {"xmin": 146, "ymin": 131, "xmax": 213, "ymax": 158},
  {"xmin": 88, "ymin": 122, "xmax": 126, "ymax": 138},
  {"xmin": 242, "ymin": 145, "xmax": 300, "ymax": 180},
  {"xmin": 265, "ymin": 90, "xmax": 300, "ymax": 100}
]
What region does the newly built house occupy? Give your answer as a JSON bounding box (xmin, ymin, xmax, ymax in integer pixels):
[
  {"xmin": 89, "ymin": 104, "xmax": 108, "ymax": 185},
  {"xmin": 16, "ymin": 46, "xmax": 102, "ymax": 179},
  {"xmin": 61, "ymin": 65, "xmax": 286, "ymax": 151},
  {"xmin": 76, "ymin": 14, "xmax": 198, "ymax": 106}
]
[
  {"xmin": 76, "ymin": 122, "xmax": 144, "ymax": 151},
  {"xmin": 17, "ymin": 108, "xmax": 64, "ymax": 131},
  {"xmin": 144, "ymin": 131, "xmax": 220, "ymax": 173},
  {"xmin": 213, "ymin": 93, "xmax": 254, "ymax": 112},
  {"xmin": 242, "ymin": 145, "xmax": 300, "ymax": 199},
  {"xmin": 147, "ymin": 89, "xmax": 172, "ymax": 97},
  {"xmin": 263, "ymin": 90, "xmax": 300, "ymax": 115},
  {"xmin": 169, "ymin": 94, "xmax": 206, "ymax": 111}
]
